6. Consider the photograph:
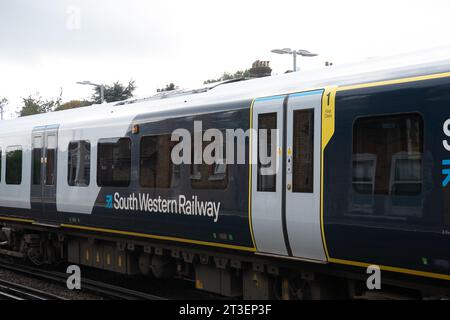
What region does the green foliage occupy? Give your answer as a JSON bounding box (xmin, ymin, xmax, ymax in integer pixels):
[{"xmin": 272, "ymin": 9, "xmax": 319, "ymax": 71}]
[
  {"xmin": 16, "ymin": 80, "xmax": 137, "ymax": 118},
  {"xmin": 92, "ymin": 80, "xmax": 136, "ymax": 104},
  {"xmin": 54, "ymin": 100, "xmax": 92, "ymax": 111},
  {"xmin": 18, "ymin": 93, "xmax": 62, "ymax": 117},
  {"xmin": 0, "ymin": 97, "xmax": 7, "ymax": 107},
  {"xmin": 204, "ymin": 69, "xmax": 250, "ymax": 84},
  {"xmin": 157, "ymin": 83, "xmax": 177, "ymax": 92}
]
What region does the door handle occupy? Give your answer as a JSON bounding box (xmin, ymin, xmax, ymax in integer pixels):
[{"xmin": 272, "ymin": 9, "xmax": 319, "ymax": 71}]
[
  {"xmin": 287, "ymin": 147, "xmax": 292, "ymax": 174},
  {"xmin": 287, "ymin": 183, "xmax": 292, "ymax": 191}
]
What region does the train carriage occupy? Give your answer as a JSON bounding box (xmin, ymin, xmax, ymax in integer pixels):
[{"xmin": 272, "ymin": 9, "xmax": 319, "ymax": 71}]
[{"xmin": 1, "ymin": 51, "xmax": 450, "ymax": 298}]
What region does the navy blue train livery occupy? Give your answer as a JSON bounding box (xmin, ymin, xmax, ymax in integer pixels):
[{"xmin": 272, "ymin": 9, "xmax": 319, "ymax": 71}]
[{"xmin": 1, "ymin": 50, "xmax": 450, "ymax": 299}]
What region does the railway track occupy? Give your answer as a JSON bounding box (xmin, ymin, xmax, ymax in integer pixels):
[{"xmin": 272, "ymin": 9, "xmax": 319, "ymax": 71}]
[
  {"xmin": 0, "ymin": 278, "xmax": 66, "ymax": 300},
  {"xmin": 0, "ymin": 260, "xmax": 166, "ymax": 300}
]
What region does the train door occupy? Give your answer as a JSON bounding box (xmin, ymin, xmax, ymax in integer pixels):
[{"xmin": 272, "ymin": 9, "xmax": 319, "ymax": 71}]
[
  {"xmin": 251, "ymin": 90, "xmax": 326, "ymax": 262},
  {"xmin": 251, "ymin": 96, "xmax": 287, "ymax": 255},
  {"xmin": 285, "ymin": 92, "xmax": 326, "ymax": 261},
  {"xmin": 30, "ymin": 125, "xmax": 59, "ymax": 222}
]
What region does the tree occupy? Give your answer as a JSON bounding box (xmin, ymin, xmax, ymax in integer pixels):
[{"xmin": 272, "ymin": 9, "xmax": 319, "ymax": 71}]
[
  {"xmin": 204, "ymin": 69, "xmax": 250, "ymax": 85},
  {"xmin": 92, "ymin": 80, "xmax": 136, "ymax": 104},
  {"xmin": 18, "ymin": 93, "xmax": 61, "ymax": 117},
  {"xmin": 54, "ymin": 100, "xmax": 92, "ymax": 111},
  {"xmin": 157, "ymin": 83, "xmax": 177, "ymax": 93}
]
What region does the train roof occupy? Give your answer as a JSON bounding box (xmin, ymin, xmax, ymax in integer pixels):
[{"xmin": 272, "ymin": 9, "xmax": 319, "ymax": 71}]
[{"xmin": 3, "ymin": 47, "xmax": 450, "ymax": 135}]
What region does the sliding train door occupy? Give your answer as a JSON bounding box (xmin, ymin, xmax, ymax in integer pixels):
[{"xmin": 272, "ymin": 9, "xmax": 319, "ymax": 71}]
[
  {"xmin": 251, "ymin": 96, "xmax": 286, "ymax": 255},
  {"xmin": 31, "ymin": 125, "xmax": 59, "ymax": 222},
  {"xmin": 285, "ymin": 92, "xmax": 325, "ymax": 261},
  {"xmin": 251, "ymin": 90, "xmax": 326, "ymax": 262}
]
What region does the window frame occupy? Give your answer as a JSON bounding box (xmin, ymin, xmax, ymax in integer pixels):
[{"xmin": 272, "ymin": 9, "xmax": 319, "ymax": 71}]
[
  {"xmin": 257, "ymin": 112, "xmax": 277, "ymax": 193},
  {"xmin": 292, "ymin": 108, "xmax": 315, "ymax": 193},
  {"xmin": 31, "ymin": 135, "xmax": 43, "ymax": 186},
  {"xmin": 96, "ymin": 137, "xmax": 132, "ymax": 188},
  {"xmin": 5, "ymin": 145, "xmax": 23, "ymax": 185},
  {"xmin": 67, "ymin": 140, "xmax": 91, "ymax": 187},
  {"xmin": 351, "ymin": 112, "xmax": 424, "ymax": 197}
]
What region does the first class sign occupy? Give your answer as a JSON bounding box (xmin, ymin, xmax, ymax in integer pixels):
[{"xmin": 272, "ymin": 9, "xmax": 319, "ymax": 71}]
[{"xmin": 106, "ymin": 193, "xmax": 221, "ymax": 223}]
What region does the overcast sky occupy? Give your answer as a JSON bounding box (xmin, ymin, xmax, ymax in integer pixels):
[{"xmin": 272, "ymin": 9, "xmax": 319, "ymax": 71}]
[{"xmin": 1, "ymin": 0, "xmax": 450, "ymax": 118}]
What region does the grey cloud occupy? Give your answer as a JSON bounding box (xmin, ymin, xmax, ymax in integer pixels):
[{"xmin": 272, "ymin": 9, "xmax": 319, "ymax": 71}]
[{"xmin": 0, "ymin": 0, "xmax": 177, "ymax": 62}]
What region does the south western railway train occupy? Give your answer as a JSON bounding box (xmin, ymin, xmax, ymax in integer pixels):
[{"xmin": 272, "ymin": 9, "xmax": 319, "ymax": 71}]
[{"xmin": 2, "ymin": 52, "xmax": 450, "ymax": 299}]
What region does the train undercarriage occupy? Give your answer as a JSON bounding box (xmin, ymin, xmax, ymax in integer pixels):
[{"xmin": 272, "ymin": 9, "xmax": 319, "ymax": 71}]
[{"xmin": 0, "ymin": 221, "xmax": 449, "ymax": 300}]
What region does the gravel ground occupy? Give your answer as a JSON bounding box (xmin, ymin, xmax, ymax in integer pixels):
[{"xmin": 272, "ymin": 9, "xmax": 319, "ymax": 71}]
[
  {"xmin": 74, "ymin": 266, "xmax": 229, "ymax": 300},
  {"xmin": 0, "ymin": 259, "xmax": 230, "ymax": 300},
  {"xmin": 0, "ymin": 268, "xmax": 102, "ymax": 300}
]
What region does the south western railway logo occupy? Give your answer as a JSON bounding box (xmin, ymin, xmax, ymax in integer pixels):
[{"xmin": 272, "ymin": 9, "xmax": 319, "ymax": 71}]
[{"xmin": 105, "ymin": 193, "xmax": 221, "ymax": 223}]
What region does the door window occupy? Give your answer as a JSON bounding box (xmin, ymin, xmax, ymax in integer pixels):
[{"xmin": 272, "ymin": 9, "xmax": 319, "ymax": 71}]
[
  {"xmin": 292, "ymin": 109, "xmax": 314, "ymax": 193},
  {"xmin": 257, "ymin": 113, "xmax": 277, "ymax": 192},
  {"xmin": 32, "ymin": 136, "xmax": 42, "ymax": 185},
  {"xmin": 46, "ymin": 134, "xmax": 57, "ymax": 186}
]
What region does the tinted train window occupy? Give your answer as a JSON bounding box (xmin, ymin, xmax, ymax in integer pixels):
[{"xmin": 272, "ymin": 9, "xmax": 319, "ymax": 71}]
[
  {"xmin": 97, "ymin": 138, "xmax": 131, "ymax": 187},
  {"xmin": 352, "ymin": 114, "xmax": 423, "ymax": 196},
  {"xmin": 292, "ymin": 109, "xmax": 314, "ymax": 193},
  {"xmin": 32, "ymin": 136, "xmax": 42, "ymax": 185},
  {"xmin": 190, "ymin": 134, "xmax": 228, "ymax": 190},
  {"xmin": 68, "ymin": 140, "xmax": 91, "ymax": 187},
  {"xmin": 6, "ymin": 146, "xmax": 22, "ymax": 185},
  {"xmin": 46, "ymin": 134, "xmax": 57, "ymax": 186},
  {"xmin": 140, "ymin": 135, "xmax": 179, "ymax": 188},
  {"xmin": 257, "ymin": 113, "xmax": 277, "ymax": 192}
]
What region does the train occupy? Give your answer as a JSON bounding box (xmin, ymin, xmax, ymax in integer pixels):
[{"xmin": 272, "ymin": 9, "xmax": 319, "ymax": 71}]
[{"xmin": 1, "ymin": 50, "xmax": 450, "ymax": 299}]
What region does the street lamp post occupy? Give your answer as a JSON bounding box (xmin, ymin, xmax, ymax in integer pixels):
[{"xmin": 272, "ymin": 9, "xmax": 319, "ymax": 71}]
[
  {"xmin": 76, "ymin": 81, "xmax": 105, "ymax": 104},
  {"xmin": 271, "ymin": 48, "xmax": 318, "ymax": 72},
  {"xmin": 0, "ymin": 99, "xmax": 7, "ymax": 120}
]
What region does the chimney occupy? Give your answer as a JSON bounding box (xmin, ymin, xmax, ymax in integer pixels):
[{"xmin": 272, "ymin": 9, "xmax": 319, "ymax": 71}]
[{"xmin": 249, "ymin": 60, "xmax": 272, "ymax": 78}]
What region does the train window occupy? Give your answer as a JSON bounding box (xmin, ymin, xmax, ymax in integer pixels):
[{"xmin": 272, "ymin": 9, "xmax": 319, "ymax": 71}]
[
  {"xmin": 292, "ymin": 109, "xmax": 314, "ymax": 193},
  {"xmin": 353, "ymin": 114, "xmax": 423, "ymax": 196},
  {"xmin": 6, "ymin": 146, "xmax": 22, "ymax": 185},
  {"xmin": 190, "ymin": 135, "xmax": 228, "ymax": 190},
  {"xmin": 32, "ymin": 136, "xmax": 42, "ymax": 185},
  {"xmin": 46, "ymin": 134, "xmax": 57, "ymax": 186},
  {"xmin": 0, "ymin": 149, "xmax": 2, "ymax": 182},
  {"xmin": 140, "ymin": 135, "xmax": 179, "ymax": 188},
  {"xmin": 68, "ymin": 140, "xmax": 91, "ymax": 187},
  {"xmin": 257, "ymin": 113, "xmax": 277, "ymax": 192},
  {"xmin": 97, "ymin": 138, "xmax": 131, "ymax": 187}
]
